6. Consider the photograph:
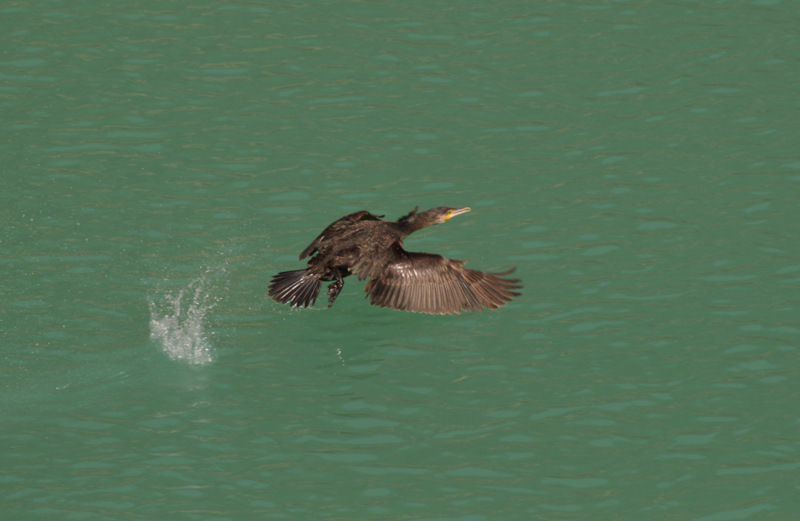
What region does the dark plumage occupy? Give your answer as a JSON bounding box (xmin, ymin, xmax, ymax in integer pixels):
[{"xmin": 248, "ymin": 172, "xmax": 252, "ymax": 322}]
[{"xmin": 268, "ymin": 206, "xmax": 522, "ymax": 314}]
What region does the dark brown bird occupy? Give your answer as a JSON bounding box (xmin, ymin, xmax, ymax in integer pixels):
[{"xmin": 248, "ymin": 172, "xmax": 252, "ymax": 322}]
[{"xmin": 268, "ymin": 206, "xmax": 521, "ymax": 314}]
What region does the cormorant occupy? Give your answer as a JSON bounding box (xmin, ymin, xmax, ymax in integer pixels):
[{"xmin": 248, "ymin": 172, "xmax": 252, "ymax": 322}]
[{"xmin": 268, "ymin": 206, "xmax": 522, "ymax": 314}]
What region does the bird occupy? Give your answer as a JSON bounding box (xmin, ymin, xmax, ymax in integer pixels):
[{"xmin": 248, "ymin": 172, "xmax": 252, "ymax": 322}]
[{"xmin": 268, "ymin": 206, "xmax": 522, "ymax": 314}]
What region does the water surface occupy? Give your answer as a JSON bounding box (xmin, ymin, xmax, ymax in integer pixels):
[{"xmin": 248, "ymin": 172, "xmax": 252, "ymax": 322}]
[{"xmin": 3, "ymin": 1, "xmax": 800, "ymax": 519}]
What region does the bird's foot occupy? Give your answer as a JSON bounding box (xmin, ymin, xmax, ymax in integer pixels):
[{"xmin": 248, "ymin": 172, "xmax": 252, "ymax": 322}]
[{"xmin": 327, "ymin": 281, "xmax": 343, "ymax": 307}]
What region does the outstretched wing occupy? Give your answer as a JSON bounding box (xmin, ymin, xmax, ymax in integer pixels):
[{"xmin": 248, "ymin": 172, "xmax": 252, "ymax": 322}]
[
  {"xmin": 364, "ymin": 244, "xmax": 521, "ymax": 314},
  {"xmin": 300, "ymin": 210, "xmax": 384, "ymax": 260}
]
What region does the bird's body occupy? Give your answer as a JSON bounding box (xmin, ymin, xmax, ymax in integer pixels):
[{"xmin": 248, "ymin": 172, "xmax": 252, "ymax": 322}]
[{"xmin": 268, "ymin": 206, "xmax": 521, "ymax": 314}]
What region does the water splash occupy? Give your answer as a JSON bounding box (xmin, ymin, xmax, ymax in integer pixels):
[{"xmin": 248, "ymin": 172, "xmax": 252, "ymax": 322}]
[{"xmin": 148, "ymin": 271, "xmax": 220, "ymax": 365}]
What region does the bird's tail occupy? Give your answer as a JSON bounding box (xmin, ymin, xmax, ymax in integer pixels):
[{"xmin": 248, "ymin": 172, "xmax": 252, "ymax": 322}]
[{"xmin": 268, "ymin": 269, "xmax": 321, "ymax": 308}]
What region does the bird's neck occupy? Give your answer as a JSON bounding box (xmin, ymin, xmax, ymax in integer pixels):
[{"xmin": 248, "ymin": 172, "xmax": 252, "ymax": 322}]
[{"xmin": 397, "ymin": 218, "xmax": 431, "ymax": 237}]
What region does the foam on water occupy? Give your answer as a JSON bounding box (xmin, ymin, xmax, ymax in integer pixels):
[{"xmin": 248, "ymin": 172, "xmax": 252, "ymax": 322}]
[{"xmin": 148, "ymin": 270, "xmax": 221, "ymax": 365}]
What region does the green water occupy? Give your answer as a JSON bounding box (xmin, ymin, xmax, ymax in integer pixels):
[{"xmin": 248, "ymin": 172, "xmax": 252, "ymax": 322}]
[{"xmin": 3, "ymin": 1, "xmax": 800, "ymax": 519}]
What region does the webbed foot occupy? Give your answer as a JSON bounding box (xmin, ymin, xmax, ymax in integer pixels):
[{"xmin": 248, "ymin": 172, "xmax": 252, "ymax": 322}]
[{"xmin": 327, "ymin": 270, "xmax": 345, "ymax": 307}]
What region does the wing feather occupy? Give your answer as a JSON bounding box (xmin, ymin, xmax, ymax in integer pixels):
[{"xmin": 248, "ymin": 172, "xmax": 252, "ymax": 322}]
[
  {"xmin": 365, "ymin": 244, "xmax": 522, "ymax": 314},
  {"xmin": 300, "ymin": 210, "xmax": 384, "ymax": 260}
]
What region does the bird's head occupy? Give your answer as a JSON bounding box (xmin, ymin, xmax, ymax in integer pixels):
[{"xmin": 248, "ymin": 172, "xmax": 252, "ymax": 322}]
[
  {"xmin": 398, "ymin": 206, "xmax": 471, "ymax": 232},
  {"xmin": 439, "ymin": 206, "xmax": 472, "ymax": 223}
]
